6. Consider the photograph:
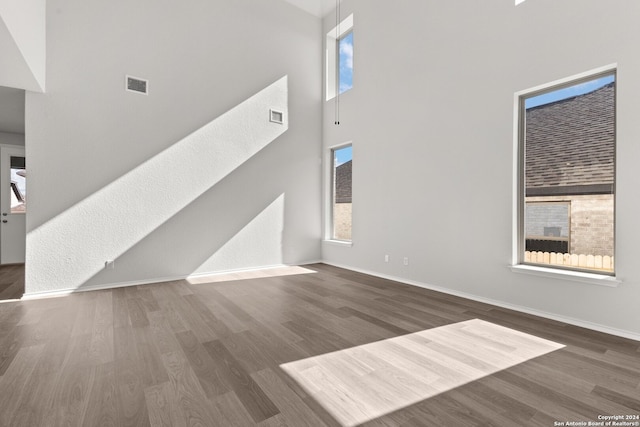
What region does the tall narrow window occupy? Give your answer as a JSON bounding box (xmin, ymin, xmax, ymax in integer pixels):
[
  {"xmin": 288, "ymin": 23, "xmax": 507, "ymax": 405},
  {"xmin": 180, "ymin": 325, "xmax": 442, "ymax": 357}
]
[
  {"xmin": 338, "ymin": 31, "xmax": 353, "ymax": 95},
  {"xmin": 326, "ymin": 14, "xmax": 354, "ymax": 101},
  {"xmin": 331, "ymin": 145, "xmax": 352, "ymax": 241},
  {"xmin": 518, "ymin": 71, "xmax": 615, "ymax": 274}
]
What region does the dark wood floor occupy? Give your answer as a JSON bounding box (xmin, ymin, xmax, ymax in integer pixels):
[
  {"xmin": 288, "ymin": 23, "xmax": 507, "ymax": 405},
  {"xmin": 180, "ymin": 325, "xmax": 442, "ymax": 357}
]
[
  {"xmin": 0, "ymin": 264, "xmax": 24, "ymax": 301},
  {"xmin": 0, "ymin": 263, "xmax": 638, "ymax": 426}
]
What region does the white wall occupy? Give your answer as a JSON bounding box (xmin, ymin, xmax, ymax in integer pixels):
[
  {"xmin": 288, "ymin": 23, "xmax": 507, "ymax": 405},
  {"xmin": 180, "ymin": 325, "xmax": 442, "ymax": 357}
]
[
  {"xmin": 322, "ymin": 0, "xmax": 640, "ymax": 338},
  {"xmin": 0, "ymin": 0, "xmax": 46, "ymax": 91},
  {"xmin": 0, "ymin": 132, "xmax": 24, "ymax": 146},
  {"xmin": 25, "ymin": 0, "xmax": 322, "ymax": 294}
]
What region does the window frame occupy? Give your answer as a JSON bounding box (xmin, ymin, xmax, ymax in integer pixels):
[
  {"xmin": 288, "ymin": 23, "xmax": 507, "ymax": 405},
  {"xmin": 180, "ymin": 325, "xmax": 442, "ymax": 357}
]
[
  {"xmin": 515, "ymin": 67, "xmax": 617, "ymax": 278},
  {"xmin": 326, "ymin": 142, "xmax": 353, "ymax": 243},
  {"xmin": 326, "ymin": 14, "xmax": 354, "ymax": 101}
]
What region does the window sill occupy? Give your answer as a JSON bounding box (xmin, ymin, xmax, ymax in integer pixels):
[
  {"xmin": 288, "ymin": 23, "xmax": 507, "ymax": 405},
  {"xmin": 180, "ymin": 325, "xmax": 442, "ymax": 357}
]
[
  {"xmin": 323, "ymin": 239, "xmax": 353, "ymax": 247},
  {"xmin": 510, "ymin": 264, "xmax": 621, "ymax": 287}
]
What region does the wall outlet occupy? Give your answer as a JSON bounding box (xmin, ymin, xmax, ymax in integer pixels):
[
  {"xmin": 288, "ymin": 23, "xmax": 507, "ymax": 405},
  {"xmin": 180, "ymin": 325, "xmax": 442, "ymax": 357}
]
[
  {"xmin": 403, "ymin": 257, "xmax": 409, "ymax": 266},
  {"xmin": 105, "ymin": 260, "xmax": 115, "ymax": 269},
  {"xmin": 384, "ymin": 254, "xmax": 389, "ymax": 262}
]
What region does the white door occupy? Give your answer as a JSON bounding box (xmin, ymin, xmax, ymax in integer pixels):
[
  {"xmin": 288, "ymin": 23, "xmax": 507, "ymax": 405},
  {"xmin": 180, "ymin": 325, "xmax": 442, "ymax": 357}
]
[{"xmin": 0, "ymin": 146, "xmax": 26, "ymax": 264}]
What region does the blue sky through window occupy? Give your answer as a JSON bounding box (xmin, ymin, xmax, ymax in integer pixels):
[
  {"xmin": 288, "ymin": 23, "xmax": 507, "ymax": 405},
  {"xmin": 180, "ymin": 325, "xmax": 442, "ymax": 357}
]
[
  {"xmin": 525, "ymin": 75, "xmax": 614, "ymax": 109},
  {"xmin": 335, "ymin": 146, "xmax": 352, "ymax": 166},
  {"xmin": 339, "ymin": 32, "xmax": 353, "ymax": 94}
]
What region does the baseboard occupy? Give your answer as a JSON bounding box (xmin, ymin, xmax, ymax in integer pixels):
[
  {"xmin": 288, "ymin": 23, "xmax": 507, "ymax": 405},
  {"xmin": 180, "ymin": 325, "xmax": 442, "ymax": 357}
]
[
  {"xmin": 21, "ymin": 273, "xmax": 186, "ymax": 300},
  {"xmin": 322, "ymin": 261, "xmax": 640, "ymax": 342},
  {"xmin": 21, "ymin": 260, "xmax": 323, "ymax": 301},
  {"xmin": 22, "ymin": 258, "xmax": 636, "ymax": 341}
]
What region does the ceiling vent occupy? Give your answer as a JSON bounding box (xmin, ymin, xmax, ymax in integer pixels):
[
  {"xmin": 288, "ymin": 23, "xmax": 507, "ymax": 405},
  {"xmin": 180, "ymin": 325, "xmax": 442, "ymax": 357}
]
[{"xmin": 125, "ymin": 75, "xmax": 148, "ymax": 95}]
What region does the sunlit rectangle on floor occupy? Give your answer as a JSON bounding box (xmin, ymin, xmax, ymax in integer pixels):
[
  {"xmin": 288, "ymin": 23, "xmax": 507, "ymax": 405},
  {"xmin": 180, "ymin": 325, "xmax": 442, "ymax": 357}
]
[
  {"xmin": 280, "ymin": 318, "xmax": 565, "ymax": 426},
  {"xmin": 187, "ymin": 265, "xmax": 316, "ymax": 284}
]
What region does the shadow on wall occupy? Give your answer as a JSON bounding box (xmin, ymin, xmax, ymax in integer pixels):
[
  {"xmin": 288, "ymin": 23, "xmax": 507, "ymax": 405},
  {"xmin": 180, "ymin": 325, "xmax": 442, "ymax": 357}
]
[
  {"xmin": 88, "ymin": 188, "xmax": 287, "ymax": 288},
  {"xmin": 25, "ymin": 77, "xmax": 289, "ymax": 294}
]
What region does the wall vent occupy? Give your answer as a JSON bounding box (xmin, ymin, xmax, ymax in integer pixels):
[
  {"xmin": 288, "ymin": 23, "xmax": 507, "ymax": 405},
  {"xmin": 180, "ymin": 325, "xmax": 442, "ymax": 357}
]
[
  {"xmin": 125, "ymin": 75, "xmax": 149, "ymax": 95},
  {"xmin": 270, "ymin": 109, "xmax": 284, "ymax": 124}
]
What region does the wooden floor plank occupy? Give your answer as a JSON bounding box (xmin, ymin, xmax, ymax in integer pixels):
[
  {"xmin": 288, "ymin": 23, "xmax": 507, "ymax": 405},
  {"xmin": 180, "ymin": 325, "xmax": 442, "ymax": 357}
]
[
  {"xmin": 48, "ymin": 362, "xmax": 97, "ymax": 427},
  {"xmin": 8, "ymin": 370, "xmax": 59, "ymax": 427},
  {"xmin": 175, "ymin": 329, "xmax": 232, "ymax": 398},
  {"xmin": 591, "ymin": 384, "xmax": 640, "ymax": 412},
  {"xmin": 81, "ymin": 362, "xmax": 121, "ymax": 427},
  {"xmin": 253, "ymin": 368, "xmax": 338, "ymax": 427},
  {"xmin": 203, "ymin": 339, "xmax": 281, "ymax": 423},
  {"xmin": 144, "ymin": 382, "xmax": 180, "ymax": 427},
  {"xmin": 0, "ymin": 344, "xmax": 46, "ymax": 426},
  {"xmin": 159, "ymin": 350, "xmax": 220, "ymax": 426},
  {"xmin": 211, "ymin": 391, "xmax": 258, "ymax": 427},
  {"xmin": 0, "ymin": 264, "xmax": 24, "ymax": 301},
  {"xmin": 126, "ymin": 297, "xmax": 150, "ymax": 328}
]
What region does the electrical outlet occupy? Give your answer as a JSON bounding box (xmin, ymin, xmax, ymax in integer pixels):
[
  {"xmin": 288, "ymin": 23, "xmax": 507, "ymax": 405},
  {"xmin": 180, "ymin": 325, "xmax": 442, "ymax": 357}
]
[
  {"xmin": 384, "ymin": 254, "xmax": 389, "ymax": 262},
  {"xmin": 403, "ymin": 257, "xmax": 409, "ymax": 266},
  {"xmin": 105, "ymin": 260, "xmax": 115, "ymax": 269}
]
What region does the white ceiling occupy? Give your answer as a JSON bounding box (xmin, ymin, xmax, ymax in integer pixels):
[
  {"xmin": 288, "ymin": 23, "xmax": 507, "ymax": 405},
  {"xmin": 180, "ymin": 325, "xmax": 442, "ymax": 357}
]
[
  {"xmin": 0, "ymin": 86, "xmax": 25, "ymax": 134},
  {"xmin": 282, "ymin": 0, "xmax": 335, "ymax": 18}
]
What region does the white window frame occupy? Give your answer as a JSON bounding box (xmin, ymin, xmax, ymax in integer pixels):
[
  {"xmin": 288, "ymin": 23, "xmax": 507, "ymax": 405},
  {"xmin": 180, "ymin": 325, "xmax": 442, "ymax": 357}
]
[
  {"xmin": 325, "ymin": 142, "xmax": 353, "ymax": 245},
  {"xmin": 326, "ymin": 14, "xmax": 354, "ymax": 101},
  {"xmin": 511, "ymin": 64, "xmax": 620, "ymax": 285}
]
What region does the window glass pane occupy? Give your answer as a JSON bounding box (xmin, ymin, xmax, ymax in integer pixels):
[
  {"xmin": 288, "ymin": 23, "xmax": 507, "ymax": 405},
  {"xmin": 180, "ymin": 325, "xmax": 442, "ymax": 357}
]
[
  {"xmin": 338, "ymin": 31, "xmax": 353, "ymax": 95},
  {"xmin": 10, "ymin": 156, "xmax": 26, "ymax": 214},
  {"xmin": 522, "ymin": 74, "xmax": 615, "ymax": 273},
  {"xmin": 332, "ymin": 146, "xmax": 352, "ymax": 240}
]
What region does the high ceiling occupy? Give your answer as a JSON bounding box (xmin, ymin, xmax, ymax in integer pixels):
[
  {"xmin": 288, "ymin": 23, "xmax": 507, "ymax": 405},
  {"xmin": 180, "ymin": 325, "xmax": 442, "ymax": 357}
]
[{"xmin": 282, "ymin": 0, "xmax": 335, "ymax": 17}]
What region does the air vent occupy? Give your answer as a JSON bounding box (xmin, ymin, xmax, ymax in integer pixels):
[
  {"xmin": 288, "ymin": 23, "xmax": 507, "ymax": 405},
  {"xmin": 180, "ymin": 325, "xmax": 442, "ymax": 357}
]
[
  {"xmin": 269, "ymin": 109, "xmax": 284, "ymax": 124},
  {"xmin": 125, "ymin": 75, "xmax": 149, "ymax": 95}
]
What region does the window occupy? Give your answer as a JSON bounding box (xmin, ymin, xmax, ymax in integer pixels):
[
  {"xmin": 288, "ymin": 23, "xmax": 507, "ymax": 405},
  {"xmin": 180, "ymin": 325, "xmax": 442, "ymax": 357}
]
[
  {"xmin": 338, "ymin": 31, "xmax": 353, "ymax": 95},
  {"xmin": 326, "ymin": 14, "xmax": 354, "ymax": 100},
  {"xmin": 518, "ymin": 71, "xmax": 615, "ymax": 274},
  {"xmin": 331, "ymin": 145, "xmax": 352, "ymax": 241}
]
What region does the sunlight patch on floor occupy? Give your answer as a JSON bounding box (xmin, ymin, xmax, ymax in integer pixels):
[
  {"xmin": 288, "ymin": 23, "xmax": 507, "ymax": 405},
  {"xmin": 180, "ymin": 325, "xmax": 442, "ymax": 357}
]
[
  {"xmin": 187, "ymin": 265, "xmax": 316, "ymax": 285},
  {"xmin": 281, "ymin": 318, "xmax": 564, "ymax": 426}
]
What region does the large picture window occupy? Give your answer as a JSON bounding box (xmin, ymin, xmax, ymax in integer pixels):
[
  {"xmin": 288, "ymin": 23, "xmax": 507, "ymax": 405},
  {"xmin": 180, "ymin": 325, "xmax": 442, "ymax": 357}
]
[{"xmin": 518, "ymin": 71, "xmax": 616, "ymax": 274}]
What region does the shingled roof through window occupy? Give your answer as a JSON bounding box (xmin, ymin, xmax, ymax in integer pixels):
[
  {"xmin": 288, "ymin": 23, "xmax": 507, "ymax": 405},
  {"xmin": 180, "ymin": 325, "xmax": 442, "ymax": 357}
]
[{"xmin": 525, "ymin": 82, "xmax": 614, "ymax": 196}]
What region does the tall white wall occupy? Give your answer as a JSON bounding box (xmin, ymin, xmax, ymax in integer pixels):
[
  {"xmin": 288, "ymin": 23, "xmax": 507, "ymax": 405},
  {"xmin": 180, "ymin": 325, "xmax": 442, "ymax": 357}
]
[
  {"xmin": 322, "ymin": 0, "xmax": 640, "ymax": 338},
  {"xmin": 25, "ymin": 0, "xmax": 322, "ymax": 294},
  {"xmin": 0, "ymin": 0, "xmax": 46, "ymax": 91}
]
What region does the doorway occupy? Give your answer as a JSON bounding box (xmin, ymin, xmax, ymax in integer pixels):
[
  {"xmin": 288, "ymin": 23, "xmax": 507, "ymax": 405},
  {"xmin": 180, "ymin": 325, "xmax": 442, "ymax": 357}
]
[
  {"xmin": 0, "ymin": 86, "xmax": 26, "ymax": 300},
  {"xmin": 0, "ymin": 146, "xmax": 26, "ymax": 264}
]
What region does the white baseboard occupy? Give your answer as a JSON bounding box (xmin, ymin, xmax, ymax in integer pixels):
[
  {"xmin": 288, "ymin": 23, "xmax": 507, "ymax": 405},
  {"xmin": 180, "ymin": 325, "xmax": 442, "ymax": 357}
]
[
  {"xmin": 322, "ymin": 261, "xmax": 640, "ymax": 342},
  {"xmin": 21, "ymin": 260, "xmax": 323, "ymax": 301},
  {"xmin": 21, "ymin": 258, "xmax": 637, "ymax": 342},
  {"xmin": 21, "ymin": 274, "xmax": 185, "ymax": 300}
]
